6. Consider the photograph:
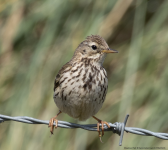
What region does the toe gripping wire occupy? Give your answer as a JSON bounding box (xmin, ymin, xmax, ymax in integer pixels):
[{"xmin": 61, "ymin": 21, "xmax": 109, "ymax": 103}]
[
  {"xmin": 0, "ymin": 114, "xmax": 128, "ymax": 146},
  {"xmin": 1, "ymin": 113, "xmax": 168, "ymax": 146},
  {"xmin": 111, "ymin": 114, "xmax": 129, "ymax": 146}
]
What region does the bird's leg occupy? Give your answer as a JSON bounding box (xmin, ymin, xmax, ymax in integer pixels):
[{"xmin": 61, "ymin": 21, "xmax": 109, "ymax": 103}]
[
  {"xmin": 92, "ymin": 116, "xmax": 110, "ymax": 141},
  {"xmin": 48, "ymin": 110, "xmax": 62, "ymax": 134}
]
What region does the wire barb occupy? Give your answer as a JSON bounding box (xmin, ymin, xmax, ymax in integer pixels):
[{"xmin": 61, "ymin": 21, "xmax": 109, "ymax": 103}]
[
  {"xmin": 119, "ymin": 114, "xmax": 129, "ymax": 146},
  {"xmin": 0, "ymin": 114, "xmax": 168, "ymax": 146}
]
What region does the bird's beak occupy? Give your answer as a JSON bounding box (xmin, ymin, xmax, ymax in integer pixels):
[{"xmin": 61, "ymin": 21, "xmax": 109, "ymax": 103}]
[{"xmin": 102, "ymin": 48, "xmax": 118, "ymax": 53}]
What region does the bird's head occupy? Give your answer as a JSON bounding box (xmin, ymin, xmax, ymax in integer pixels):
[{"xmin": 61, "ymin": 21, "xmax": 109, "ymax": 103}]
[{"xmin": 73, "ymin": 35, "xmax": 118, "ymax": 64}]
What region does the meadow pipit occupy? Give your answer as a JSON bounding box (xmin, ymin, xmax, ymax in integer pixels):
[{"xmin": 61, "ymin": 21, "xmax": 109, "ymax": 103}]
[{"xmin": 48, "ymin": 35, "xmax": 118, "ymax": 140}]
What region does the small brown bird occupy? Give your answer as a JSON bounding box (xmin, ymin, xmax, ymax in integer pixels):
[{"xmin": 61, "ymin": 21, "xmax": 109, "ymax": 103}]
[{"xmin": 48, "ymin": 35, "xmax": 118, "ymax": 140}]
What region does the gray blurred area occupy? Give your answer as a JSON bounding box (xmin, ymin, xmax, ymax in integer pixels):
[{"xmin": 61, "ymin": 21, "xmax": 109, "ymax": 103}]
[{"xmin": 0, "ymin": 0, "xmax": 168, "ymax": 149}]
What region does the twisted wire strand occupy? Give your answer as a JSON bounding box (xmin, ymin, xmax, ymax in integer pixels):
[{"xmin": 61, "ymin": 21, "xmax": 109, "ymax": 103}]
[{"xmin": 0, "ymin": 114, "xmax": 168, "ymax": 146}]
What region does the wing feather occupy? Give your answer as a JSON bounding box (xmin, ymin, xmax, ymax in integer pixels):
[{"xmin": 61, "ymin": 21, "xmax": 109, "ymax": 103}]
[{"xmin": 54, "ymin": 62, "xmax": 72, "ymax": 91}]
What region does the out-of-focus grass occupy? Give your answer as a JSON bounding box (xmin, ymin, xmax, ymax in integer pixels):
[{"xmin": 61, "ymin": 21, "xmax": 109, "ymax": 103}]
[{"xmin": 0, "ymin": 0, "xmax": 168, "ymax": 150}]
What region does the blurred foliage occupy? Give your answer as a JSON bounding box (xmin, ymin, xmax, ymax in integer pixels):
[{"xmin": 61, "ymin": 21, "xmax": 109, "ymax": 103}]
[{"xmin": 0, "ymin": 0, "xmax": 168, "ymax": 149}]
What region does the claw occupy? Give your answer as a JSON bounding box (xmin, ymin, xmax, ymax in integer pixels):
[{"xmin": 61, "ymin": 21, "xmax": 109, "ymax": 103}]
[{"xmin": 99, "ymin": 136, "xmax": 103, "ymax": 143}]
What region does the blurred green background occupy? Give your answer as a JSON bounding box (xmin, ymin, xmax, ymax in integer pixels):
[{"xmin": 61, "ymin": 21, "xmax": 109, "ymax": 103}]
[{"xmin": 0, "ymin": 0, "xmax": 168, "ymax": 149}]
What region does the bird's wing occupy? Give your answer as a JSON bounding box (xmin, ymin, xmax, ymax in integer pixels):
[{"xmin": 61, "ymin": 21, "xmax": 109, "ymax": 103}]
[{"xmin": 54, "ymin": 62, "xmax": 72, "ymax": 91}]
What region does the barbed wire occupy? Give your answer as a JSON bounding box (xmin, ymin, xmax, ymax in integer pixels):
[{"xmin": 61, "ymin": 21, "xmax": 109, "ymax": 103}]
[{"xmin": 0, "ymin": 114, "xmax": 168, "ymax": 146}]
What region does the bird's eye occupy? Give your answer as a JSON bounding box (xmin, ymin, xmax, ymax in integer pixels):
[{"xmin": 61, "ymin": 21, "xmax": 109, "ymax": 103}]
[{"xmin": 91, "ymin": 45, "xmax": 97, "ymax": 50}]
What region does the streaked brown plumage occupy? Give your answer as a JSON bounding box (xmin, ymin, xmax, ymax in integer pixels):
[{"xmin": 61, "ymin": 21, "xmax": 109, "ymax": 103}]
[{"xmin": 49, "ymin": 35, "xmax": 118, "ymax": 140}]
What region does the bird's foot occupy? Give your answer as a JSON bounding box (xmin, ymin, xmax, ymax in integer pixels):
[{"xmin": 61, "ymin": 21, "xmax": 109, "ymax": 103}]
[
  {"xmin": 48, "ymin": 117, "xmax": 58, "ymax": 134},
  {"xmin": 92, "ymin": 116, "xmax": 111, "ymax": 142},
  {"xmin": 48, "ymin": 110, "xmax": 62, "ymax": 134},
  {"xmin": 97, "ymin": 120, "xmax": 110, "ymax": 137}
]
